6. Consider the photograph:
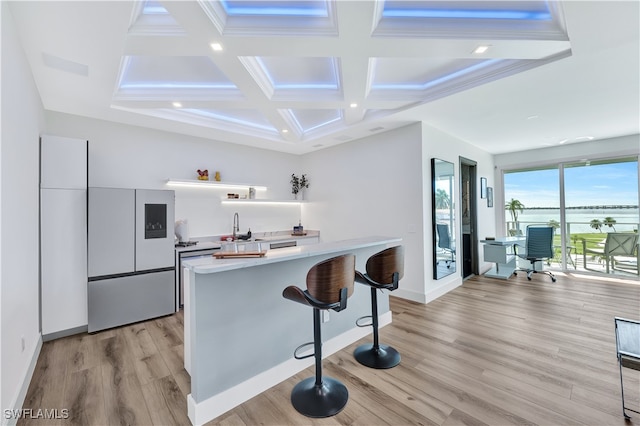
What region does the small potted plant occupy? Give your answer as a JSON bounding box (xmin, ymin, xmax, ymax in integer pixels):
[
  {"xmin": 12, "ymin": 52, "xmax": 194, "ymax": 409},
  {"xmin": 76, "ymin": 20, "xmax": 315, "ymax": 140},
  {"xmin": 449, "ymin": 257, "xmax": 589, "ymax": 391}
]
[{"xmin": 290, "ymin": 173, "xmax": 309, "ymax": 200}]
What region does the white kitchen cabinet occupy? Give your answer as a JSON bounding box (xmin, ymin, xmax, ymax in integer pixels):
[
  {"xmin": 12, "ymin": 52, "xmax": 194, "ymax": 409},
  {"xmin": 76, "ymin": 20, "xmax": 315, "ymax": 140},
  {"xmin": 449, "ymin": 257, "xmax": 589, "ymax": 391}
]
[
  {"xmin": 41, "ymin": 189, "xmax": 88, "ymax": 335},
  {"xmin": 40, "ymin": 135, "xmax": 88, "ymax": 338},
  {"xmin": 41, "ymin": 134, "xmax": 87, "ymax": 189}
]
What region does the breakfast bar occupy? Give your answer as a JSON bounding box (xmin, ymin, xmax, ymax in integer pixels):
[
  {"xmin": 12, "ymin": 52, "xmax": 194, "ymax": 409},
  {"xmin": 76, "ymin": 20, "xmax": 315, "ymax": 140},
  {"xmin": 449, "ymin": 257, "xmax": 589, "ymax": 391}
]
[{"xmin": 182, "ymin": 236, "xmax": 402, "ymax": 425}]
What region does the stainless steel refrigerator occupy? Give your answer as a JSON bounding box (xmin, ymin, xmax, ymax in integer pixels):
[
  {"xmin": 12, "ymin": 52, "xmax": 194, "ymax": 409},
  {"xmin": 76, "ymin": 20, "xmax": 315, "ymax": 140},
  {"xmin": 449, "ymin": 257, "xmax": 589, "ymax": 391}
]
[{"xmin": 88, "ymin": 187, "xmax": 175, "ymax": 332}]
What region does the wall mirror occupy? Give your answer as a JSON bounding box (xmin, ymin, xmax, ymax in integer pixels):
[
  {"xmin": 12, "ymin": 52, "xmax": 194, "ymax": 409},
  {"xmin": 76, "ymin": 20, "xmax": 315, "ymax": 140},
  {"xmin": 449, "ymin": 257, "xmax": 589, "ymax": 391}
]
[{"xmin": 431, "ymin": 158, "xmax": 457, "ymax": 279}]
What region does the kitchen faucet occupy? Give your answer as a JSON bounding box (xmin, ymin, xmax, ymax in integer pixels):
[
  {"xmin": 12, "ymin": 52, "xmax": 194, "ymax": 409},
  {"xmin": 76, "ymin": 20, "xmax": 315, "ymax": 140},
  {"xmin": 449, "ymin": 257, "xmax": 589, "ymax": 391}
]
[{"xmin": 233, "ymin": 212, "xmax": 239, "ymax": 239}]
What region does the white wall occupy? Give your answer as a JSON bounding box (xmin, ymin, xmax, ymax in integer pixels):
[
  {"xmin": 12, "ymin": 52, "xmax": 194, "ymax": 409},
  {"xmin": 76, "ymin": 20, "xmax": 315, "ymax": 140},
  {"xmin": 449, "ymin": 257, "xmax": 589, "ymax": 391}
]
[
  {"xmin": 1, "ymin": 3, "xmax": 45, "ymax": 420},
  {"xmin": 301, "ymin": 124, "xmax": 426, "ymax": 302},
  {"xmin": 301, "ymin": 122, "xmax": 496, "ymax": 303},
  {"xmin": 422, "ymin": 124, "xmax": 497, "ymax": 298},
  {"xmin": 45, "ymin": 112, "xmax": 304, "ymax": 238}
]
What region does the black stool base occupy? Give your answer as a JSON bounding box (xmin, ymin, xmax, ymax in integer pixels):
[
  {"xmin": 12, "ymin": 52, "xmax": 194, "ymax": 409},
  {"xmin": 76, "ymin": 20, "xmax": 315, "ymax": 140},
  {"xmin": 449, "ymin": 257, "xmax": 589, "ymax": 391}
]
[
  {"xmin": 354, "ymin": 344, "xmax": 401, "ymax": 369},
  {"xmin": 290, "ymin": 376, "xmax": 348, "ymax": 418}
]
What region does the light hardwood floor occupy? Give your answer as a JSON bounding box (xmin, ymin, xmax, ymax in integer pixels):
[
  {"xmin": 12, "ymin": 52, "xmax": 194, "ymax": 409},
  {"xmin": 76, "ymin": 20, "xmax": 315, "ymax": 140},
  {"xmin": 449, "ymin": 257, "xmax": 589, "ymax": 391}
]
[{"xmin": 19, "ymin": 272, "xmax": 640, "ymax": 425}]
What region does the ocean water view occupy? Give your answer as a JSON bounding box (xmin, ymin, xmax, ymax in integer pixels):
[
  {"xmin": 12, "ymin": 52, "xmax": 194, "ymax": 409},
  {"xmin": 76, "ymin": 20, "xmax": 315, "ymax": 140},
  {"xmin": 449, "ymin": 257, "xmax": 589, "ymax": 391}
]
[{"xmin": 512, "ymin": 207, "xmax": 639, "ymax": 234}]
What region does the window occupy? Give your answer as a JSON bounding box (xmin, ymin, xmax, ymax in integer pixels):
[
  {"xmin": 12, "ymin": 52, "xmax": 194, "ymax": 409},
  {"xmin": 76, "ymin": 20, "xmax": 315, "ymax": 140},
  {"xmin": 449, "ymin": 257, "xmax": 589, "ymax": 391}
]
[{"xmin": 503, "ymin": 156, "xmax": 639, "ymax": 274}]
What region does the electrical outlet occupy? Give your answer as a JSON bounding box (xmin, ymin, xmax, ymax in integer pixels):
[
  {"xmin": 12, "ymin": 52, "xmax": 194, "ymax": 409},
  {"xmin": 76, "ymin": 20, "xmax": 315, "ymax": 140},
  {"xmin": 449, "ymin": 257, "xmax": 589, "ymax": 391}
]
[
  {"xmin": 322, "ymin": 310, "xmax": 330, "ymax": 323},
  {"xmin": 21, "ymin": 336, "xmax": 25, "ymax": 352}
]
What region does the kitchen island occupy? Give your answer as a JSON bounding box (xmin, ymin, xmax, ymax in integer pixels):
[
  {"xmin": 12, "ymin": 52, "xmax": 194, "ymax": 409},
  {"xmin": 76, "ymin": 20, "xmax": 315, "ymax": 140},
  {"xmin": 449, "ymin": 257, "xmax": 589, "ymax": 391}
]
[{"xmin": 182, "ymin": 236, "xmax": 401, "ymax": 425}]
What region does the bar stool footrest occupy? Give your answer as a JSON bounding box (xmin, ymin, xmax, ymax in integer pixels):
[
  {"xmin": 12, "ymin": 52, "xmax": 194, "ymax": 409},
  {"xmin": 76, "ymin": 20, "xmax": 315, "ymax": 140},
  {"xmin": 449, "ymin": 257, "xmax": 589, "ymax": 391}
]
[
  {"xmin": 355, "ymin": 315, "xmax": 373, "ymax": 328},
  {"xmin": 354, "ymin": 343, "xmax": 401, "ymax": 369},
  {"xmin": 293, "ymin": 341, "xmax": 315, "ymax": 360},
  {"xmin": 290, "ymin": 376, "xmax": 348, "ymax": 418}
]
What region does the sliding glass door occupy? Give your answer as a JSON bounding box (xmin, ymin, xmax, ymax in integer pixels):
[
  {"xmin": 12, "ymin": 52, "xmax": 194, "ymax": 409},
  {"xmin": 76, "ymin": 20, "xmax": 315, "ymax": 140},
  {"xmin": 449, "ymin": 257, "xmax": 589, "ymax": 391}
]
[
  {"xmin": 503, "ymin": 156, "xmax": 639, "ymax": 276},
  {"xmin": 564, "ymin": 157, "xmax": 639, "ymax": 274}
]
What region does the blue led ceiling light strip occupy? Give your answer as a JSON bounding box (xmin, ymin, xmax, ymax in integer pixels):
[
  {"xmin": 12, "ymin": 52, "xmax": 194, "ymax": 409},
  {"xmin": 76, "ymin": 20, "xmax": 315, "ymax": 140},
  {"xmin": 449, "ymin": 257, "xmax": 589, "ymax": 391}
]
[
  {"xmin": 142, "ymin": 0, "xmax": 169, "ymax": 15},
  {"xmin": 382, "ymin": 7, "xmax": 551, "ymax": 20},
  {"xmin": 220, "ymin": 0, "xmax": 329, "ymax": 17}
]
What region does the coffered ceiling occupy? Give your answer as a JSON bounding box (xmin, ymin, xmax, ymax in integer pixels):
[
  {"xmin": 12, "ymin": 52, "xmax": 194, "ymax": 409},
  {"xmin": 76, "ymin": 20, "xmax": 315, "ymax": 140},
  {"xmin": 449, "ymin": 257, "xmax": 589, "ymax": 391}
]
[{"xmin": 7, "ymin": 1, "xmax": 640, "ymax": 155}]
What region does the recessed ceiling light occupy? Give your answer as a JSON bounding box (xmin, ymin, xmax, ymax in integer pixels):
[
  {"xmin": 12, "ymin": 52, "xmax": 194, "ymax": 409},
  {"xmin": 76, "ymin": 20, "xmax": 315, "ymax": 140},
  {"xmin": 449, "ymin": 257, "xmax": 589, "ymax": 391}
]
[
  {"xmin": 210, "ymin": 43, "xmax": 223, "ymax": 52},
  {"xmin": 526, "ymin": 115, "xmax": 539, "ymax": 120},
  {"xmin": 473, "ymin": 45, "xmax": 490, "ymax": 54},
  {"xmin": 172, "ymin": 102, "xmax": 182, "ymax": 108},
  {"xmin": 350, "ymin": 103, "xmax": 358, "ymax": 108},
  {"xmin": 282, "ymin": 129, "xmax": 289, "ymax": 133},
  {"xmin": 575, "ymin": 136, "xmax": 594, "ymax": 141}
]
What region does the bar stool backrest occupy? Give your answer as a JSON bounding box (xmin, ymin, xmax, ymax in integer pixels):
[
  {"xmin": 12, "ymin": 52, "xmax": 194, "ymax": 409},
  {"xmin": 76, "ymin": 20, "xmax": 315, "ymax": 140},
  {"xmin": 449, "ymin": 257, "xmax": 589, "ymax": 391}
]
[
  {"xmin": 306, "ymin": 254, "xmax": 355, "ymax": 303},
  {"xmin": 366, "ymin": 246, "xmax": 404, "ymax": 284}
]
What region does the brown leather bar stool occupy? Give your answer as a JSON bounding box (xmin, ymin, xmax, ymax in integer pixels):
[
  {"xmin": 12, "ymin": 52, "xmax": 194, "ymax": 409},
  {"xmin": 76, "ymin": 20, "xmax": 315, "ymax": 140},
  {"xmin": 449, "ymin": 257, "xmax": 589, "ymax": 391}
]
[
  {"xmin": 354, "ymin": 245, "xmax": 404, "ymax": 369},
  {"xmin": 282, "ymin": 254, "xmax": 355, "ymax": 418}
]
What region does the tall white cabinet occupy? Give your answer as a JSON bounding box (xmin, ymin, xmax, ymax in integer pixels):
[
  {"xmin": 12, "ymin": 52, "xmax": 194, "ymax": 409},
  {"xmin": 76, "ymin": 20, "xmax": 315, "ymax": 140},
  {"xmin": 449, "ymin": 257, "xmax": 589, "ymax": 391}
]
[{"xmin": 40, "ymin": 135, "xmax": 88, "ymax": 338}]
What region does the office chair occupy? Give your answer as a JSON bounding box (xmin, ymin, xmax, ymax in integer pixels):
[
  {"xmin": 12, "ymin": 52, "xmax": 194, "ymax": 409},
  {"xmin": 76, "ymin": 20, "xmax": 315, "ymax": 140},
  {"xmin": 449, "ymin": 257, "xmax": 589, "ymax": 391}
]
[
  {"xmin": 436, "ymin": 223, "xmax": 455, "ymax": 268},
  {"xmin": 513, "ymin": 225, "xmax": 556, "ymax": 282}
]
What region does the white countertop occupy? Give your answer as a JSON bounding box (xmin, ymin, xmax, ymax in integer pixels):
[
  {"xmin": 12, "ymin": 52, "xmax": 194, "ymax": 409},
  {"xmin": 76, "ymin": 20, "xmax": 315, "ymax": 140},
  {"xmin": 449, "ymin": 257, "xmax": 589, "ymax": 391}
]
[
  {"xmin": 175, "ymin": 241, "xmax": 222, "ymax": 253},
  {"xmin": 175, "ymin": 230, "xmax": 320, "ymax": 253},
  {"xmin": 183, "ymin": 235, "xmax": 401, "ymax": 274}
]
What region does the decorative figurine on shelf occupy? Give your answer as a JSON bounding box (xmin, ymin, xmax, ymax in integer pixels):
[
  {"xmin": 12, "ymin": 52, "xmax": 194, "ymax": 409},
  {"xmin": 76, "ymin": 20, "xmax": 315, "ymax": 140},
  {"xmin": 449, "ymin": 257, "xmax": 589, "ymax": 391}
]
[
  {"xmin": 214, "ymin": 171, "xmax": 221, "ymax": 182},
  {"xmin": 197, "ymin": 169, "xmax": 209, "ymax": 180},
  {"xmin": 290, "ymin": 173, "xmax": 310, "ymax": 200}
]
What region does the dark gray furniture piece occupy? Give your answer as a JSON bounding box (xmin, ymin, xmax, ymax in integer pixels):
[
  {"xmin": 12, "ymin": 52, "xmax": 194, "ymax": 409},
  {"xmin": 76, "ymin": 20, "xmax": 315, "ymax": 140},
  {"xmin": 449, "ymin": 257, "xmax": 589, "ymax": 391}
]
[{"xmin": 615, "ymin": 317, "xmax": 640, "ymax": 419}]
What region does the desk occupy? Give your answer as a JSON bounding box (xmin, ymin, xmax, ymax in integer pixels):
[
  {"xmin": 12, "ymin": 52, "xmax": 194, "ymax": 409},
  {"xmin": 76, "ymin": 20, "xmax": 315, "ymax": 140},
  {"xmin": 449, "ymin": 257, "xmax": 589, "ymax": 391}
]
[{"xmin": 481, "ymin": 237, "xmax": 525, "ymax": 279}]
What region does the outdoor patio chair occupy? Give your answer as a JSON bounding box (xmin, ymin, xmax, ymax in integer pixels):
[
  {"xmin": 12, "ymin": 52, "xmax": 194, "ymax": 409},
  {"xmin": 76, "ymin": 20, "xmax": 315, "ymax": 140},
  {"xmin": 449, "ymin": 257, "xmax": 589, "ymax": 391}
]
[{"xmin": 582, "ymin": 233, "xmax": 639, "ymax": 274}]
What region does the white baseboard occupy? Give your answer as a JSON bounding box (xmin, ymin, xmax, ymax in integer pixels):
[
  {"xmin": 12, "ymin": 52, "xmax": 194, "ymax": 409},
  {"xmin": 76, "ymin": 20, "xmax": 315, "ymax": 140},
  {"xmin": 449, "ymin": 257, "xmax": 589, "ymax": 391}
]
[
  {"xmin": 187, "ymin": 311, "xmax": 392, "ymax": 426},
  {"xmin": 394, "ymin": 278, "xmax": 462, "ymax": 305},
  {"xmin": 425, "ymin": 278, "xmax": 462, "ymax": 304},
  {"xmin": 4, "ymin": 335, "xmax": 43, "ymax": 426},
  {"xmin": 392, "ymin": 288, "xmax": 426, "ymax": 303}
]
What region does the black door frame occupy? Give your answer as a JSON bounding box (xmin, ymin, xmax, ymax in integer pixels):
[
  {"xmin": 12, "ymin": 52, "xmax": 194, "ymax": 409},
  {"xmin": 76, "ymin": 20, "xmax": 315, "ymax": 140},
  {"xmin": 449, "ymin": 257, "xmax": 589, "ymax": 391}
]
[{"xmin": 459, "ymin": 156, "xmax": 479, "ymax": 277}]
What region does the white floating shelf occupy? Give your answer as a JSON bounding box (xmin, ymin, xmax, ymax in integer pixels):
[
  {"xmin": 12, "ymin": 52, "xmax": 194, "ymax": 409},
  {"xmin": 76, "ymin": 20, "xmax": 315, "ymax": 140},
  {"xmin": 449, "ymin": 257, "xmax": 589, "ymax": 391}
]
[
  {"xmin": 220, "ymin": 198, "xmax": 306, "ymax": 205},
  {"xmin": 166, "ymin": 178, "xmax": 267, "ymax": 191}
]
